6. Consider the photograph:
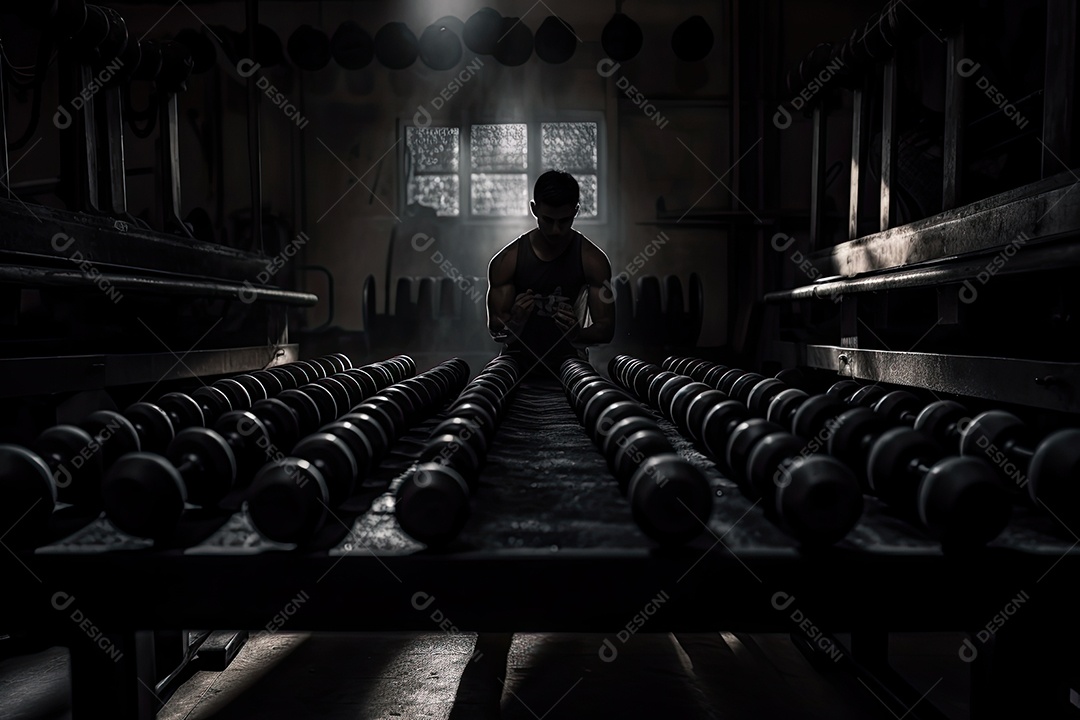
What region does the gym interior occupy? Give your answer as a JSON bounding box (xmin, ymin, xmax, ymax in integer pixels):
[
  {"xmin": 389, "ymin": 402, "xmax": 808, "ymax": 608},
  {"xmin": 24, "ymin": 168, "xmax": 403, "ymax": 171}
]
[{"xmin": 0, "ymin": 0, "xmax": 1077, "ymax": 718}]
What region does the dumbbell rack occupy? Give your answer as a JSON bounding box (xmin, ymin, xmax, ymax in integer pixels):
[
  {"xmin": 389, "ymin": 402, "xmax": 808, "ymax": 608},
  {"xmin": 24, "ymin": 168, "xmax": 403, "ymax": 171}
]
[
  {"xmin": 4, "ymin": 361, "xmax": 1080, "ymax": 719},
  {"xmin": 757, "ymin": 0, "xmax": 1080, "ymax": 416}
]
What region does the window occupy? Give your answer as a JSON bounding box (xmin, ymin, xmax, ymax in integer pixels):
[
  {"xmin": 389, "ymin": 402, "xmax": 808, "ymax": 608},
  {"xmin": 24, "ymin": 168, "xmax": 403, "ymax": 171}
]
[{"xmin": 404, "ymin": 121, "xmax": 600, "ymax": 219}]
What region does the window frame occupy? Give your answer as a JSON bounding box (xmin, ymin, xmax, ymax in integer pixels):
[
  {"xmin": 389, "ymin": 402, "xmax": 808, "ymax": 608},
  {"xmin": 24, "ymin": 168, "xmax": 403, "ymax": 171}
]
[{"xmin": 400, "ymin": 110, "xmax": 606, "ymax": 226}]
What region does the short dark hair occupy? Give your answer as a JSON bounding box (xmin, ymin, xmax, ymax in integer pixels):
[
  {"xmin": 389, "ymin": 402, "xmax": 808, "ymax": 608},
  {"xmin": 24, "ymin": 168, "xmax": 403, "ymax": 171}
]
[{"xmin": 533, "ymin": 170, "xmax": 579, "ymax": 207}]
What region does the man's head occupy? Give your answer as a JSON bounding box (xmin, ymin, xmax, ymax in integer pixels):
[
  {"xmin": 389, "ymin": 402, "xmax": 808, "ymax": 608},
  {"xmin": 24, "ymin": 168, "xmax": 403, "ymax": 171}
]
[{"xmin": 531, "ymin": 170, "xmax": 579, "ymax": 240}]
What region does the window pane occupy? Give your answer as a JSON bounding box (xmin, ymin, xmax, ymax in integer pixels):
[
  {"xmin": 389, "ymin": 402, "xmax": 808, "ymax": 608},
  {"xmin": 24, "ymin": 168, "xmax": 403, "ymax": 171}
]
[
  {"xmin": 542, "ymin": 122, "xmax": 597, "ymax": 172},
  {"xmin": 471, "ymin": 124, "xmax": 528, "ymax": 172},
  {"xmin": 408, "ymin": 174, "xmax": 460, "ymax": 216},
  {"xmin": 578, "ymin": 174, "xmax": 598, "ymax": 217},
  {"xmin": 406, "ymin": 126, "xmax": 459, "ymax": 172},
  {"xmin": 471, "ymin": 173, "xmax": 528, "ymax": 216}
]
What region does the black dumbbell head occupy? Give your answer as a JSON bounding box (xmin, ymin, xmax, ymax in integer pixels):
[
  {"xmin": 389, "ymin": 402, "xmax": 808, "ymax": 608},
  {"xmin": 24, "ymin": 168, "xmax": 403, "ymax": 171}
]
[
  {"xmin": 849, "ymin": 385, "xmax": 887, "ymax": 407},
  {"xmin": 190, "ymin": 385, "xmax": 231, "ymax": 425},
  {"xmin": 299, "ymin": 383, "xmax": 339, "ymax": 427},
  {"xmin": 873, "ymin": 390, "xmax": 922, "ymax": 424},
  {"xmin": 247, "ymin": 458, "xmax": 329, "ymax": 544},
  {"xmin": 250, "ymin": 398, "xmax": 301, "ymax": 452},
  {"xmin": 746, "ymin": 378, "xmax": 786, "ymax": 418},
  {"xmin": 583, "ymin": 387, "xmax": 634, "ymax": 430},
  {"xmin": 725, "ymin": 418, "xmax": 784, "ymax": 486},
  {"xmin": 627, "ymin": 453, "xmax": 712, "ymax": 545},
  {"xmin": 420, "ymin": 434, "xmax": 482, "ymax": 483},
  {"xmin": 669, "ymin": 382, "xmax": 713, "ymax": 435},
  {"xmin": 827, "ymin": 407, "xmax": 889, "ymax": 491},
  {"xmin": 729, "ymin": 373, "xmax": 766, "ymax": 406},
  {"xmin": 716, "ymin": 369, "xmax": 745, "ymax": 396},
  {"xmin": 103, "ymin": 452, "xmax": 188, "ymax": 539},
  {"xmin": 80, "ymin": 410, "xmax": 140, "ymax": 471},
  {"xmin": 701, "ymin": 365, "xmax": 729, "ymax": 389},
  {"xmin": 123, "ymin": 402, "xmax": 175, "ymax": 454},
  {"xmin": 767, "ymin": 388, "xmax": 808, "ymax": 427},
  {"xmin": 918, "ymin": 455, "xmax": 1011, "ymax": 547},
  {"xmin": 168, "ymin": 426, "xmax": 237, "ymax": 506},
  {"xmin": 958, "ymin": 410, "xmax": 1025, "ymax": 460},
  {"xmin": 700, "ymin": 400, "xmax": 748, "ymax": 466},
  {"xmin": 827, "ymin": 380, "xmax": 860, "ymax": 401},
  {"xmin": 791, "ymin": 394, "xmax": 846, "ymax": 440},
  {"xmin": 657, "ymin": 375, "xmax": 696, "ymax": 419},
  {"xmin": 291, "ymin": 432, "xmax": 358, "ymax": 506},
  {"xmin": 157, "ymin": 392, "xmax": 206, "ymax": 430},
  {"xmin": 231, "ymin": 374, "xmax": 268, "ymax": 404},
  {"xmin": 1027, "ymin": 429, "xmax": 1080, "ymax": 520},
  {"xmin": 0, "ymin": 444, "xmax": 57, "ymax": 547},
  {"xmin": 868, "ymin": 427, "xmax": 942, "ymax": 512},
  {"xmin": 211, "ymin": 378, "xmax": 253, "ymax": 411},
  {"xmin": 394, "ymin": 462, "xmax": 471, "ymax": 547},
  {"xmin": 612, "ymin": 428, "xmax": 672, "ymax": 494},
  {"xmin": 773, "ymin": 454, "xmax": 864, "ymax": 546},
  {"xmin": 593, "ymin": 400, "xmax": 648, "ymax": 446},
  {"xmin": 745, "ymin": 431, "xmax": 804, "ymax": 501},
  {"xmin": 313, "ymin": 377, "xmax": 353, "ymax": 417},
  {"xmin": 335, "ymin": 411, "xmax": 390, "ymax": 459}
]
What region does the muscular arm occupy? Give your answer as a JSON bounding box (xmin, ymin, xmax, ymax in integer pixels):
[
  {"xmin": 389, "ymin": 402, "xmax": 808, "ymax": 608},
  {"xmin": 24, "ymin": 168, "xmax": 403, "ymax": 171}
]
[
  {"xmin": 571, "ymin": 244, "xmax": 615, "ymax": 346},
  {"xmin": 486, "ymin": 245, "xmax": 525, "ymax": 343}
]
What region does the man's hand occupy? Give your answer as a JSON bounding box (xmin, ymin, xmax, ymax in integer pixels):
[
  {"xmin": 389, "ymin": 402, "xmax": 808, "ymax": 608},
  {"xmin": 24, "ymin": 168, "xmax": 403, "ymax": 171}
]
[
  {"xmin": 552, "ymin": 300, "xmax": 580, "ymax": 339},
  {"xmin": 505, "ymin": 289, "xmax": 537, "ymax": 337}
]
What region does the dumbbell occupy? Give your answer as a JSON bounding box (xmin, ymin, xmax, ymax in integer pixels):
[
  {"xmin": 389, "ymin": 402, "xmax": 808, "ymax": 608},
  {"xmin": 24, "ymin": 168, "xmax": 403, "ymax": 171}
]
[
  {"xmin": 0, "ymin": 423, "xmax": 107, "ymax": 546},
  {"xmin": 961, "ymin": 411, "xmax": 1080, "ymax": 522},
  {"xmin": 393, "ymin": 358, "xmax": 514, "ymax": 546},
  {"xmin": 0, "ymin": 355, "xmax": 357, "ymax": 533},
  {"xmin": 564, "ymin": 359, "xmax": 713, "ymax": 546},
  {"xmin": 102, "ymin": 398, "xmax": 300, "ymax": 539},
  {"xmin": 871, "ymin": 423, "xmax": 1011, "ymax": 546},
  {"xmin": 240, "ymin": 357, "xmax": 453, "ymax": 544},
  {"xmin": 824, "ymin": 404, "xmax": 1010, "ymax": 544},
  {"xmin": 245, "ymin": 358, "xmax": 455, "ymax": 544}
]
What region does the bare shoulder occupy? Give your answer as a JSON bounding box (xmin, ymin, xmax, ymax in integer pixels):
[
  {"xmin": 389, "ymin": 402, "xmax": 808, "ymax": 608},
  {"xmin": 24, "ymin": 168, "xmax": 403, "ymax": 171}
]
[
  {"xmin": 488, "ymin": 237, "xmax": 522, "ymax": 283},
  {"xmin": 579, "ymin": 234, "xmax": 612, "ymax": 282}
]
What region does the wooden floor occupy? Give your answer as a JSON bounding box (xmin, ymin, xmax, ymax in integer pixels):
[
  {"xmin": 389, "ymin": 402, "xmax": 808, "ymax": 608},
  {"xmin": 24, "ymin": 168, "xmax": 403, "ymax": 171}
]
[{"xmin": 0, "ymin": 631, "xmax": 969, "ymax": 719}]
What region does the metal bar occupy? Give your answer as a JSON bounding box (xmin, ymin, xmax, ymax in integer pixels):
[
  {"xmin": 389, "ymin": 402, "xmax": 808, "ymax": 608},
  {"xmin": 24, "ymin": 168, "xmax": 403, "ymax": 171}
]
[
  {"xmin": 0, "ymin": 38, "xmax": 9, "ymax": 199},
  {"xmin": 0, "ymin": 196, "xmax": 284, "ymax": 282},
  {"xmin": 849, "ymin": 89, "xmax": 866, "ymax": 240},
  {"xmin": 765, "ymin": 232, "xmax": 1080, "ymax": 302},
  {"xmin": 943, "ymin": 30, "xmax": 965, "ymax": 209},
  {"xmin": 158, "ymin": 93, "xmax": 193, "ymax": 238},
  {"xmin": 0, "ymin": 265, "xmax": 319, "ymax": 305},
  {"xmin": 246, "ymin": 0, "xmax": 263, "ymax": 254},
  {"xmin": 1042, "ymin": 0, "xmax": 1077, "ymax": 177},
  {"xmin": 880, "ymin": 58, "xmax": 897, "ymax": 231},
  {"xmin": 787, "ymin": 342, "xmax": 1080, "ymax": 412},
  {"xmin": 810, "ymin": 105, "xmax": 827, "ymax": 247},
  {"xmin": 0, "ymin": 344, "xmax": 300, "ymax": 398},
  {"xmin": 100, "ymin": 86, "xmax": 129, "ymax": 217},
  {"xmin": 807, "ymin": 171, "xmax": 1080, "ymax": 277},
  {"xmin": 57, "ymin": 61, "xmax": 101, "ymax": 214}
]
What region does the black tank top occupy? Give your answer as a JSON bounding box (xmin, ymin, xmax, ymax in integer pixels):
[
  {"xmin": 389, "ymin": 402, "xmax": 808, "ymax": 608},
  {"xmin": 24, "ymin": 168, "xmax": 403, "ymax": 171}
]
[{"xmin": 502, "ymin": 231, "xmax": 588, "ymax": 375}]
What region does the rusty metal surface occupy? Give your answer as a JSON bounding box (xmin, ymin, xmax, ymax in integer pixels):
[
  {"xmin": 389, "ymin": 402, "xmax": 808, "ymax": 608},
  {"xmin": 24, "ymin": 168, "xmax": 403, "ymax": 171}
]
[
  {"xmin": 764, "ymin": 231, "xmax": 1080, "ymax": 301},
  {"xmin": 792, "ymin": 343, "xmax": 1080, "ymax": 412},
  {"xmin": 810, "ymin": 170, "xmax": 1080, "ymax": 277}
]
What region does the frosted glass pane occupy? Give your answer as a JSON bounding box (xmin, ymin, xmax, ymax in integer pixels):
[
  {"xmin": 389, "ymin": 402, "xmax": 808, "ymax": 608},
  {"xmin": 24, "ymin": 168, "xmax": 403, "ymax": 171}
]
[
  {"xmin": 471, "ymin": 124, "xmax": 527, "ymax": 172},
  {"xmin": 542, "ymin": 122, "xmax": 597, "ymax": 171},
  {"xmin": 406, "ymin": 126, "xmax": 459, "ymax": 172},
  {"xmin": 471, "ymin": 173, "xmax": 528, "ymax": 216},
  {"xmin": 408, "ymin": 174, "xmax": 460, "ymax": 216},
  {"xmin": 578, "ymin": 174, "xmax": 598, "ymax": 217}
]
